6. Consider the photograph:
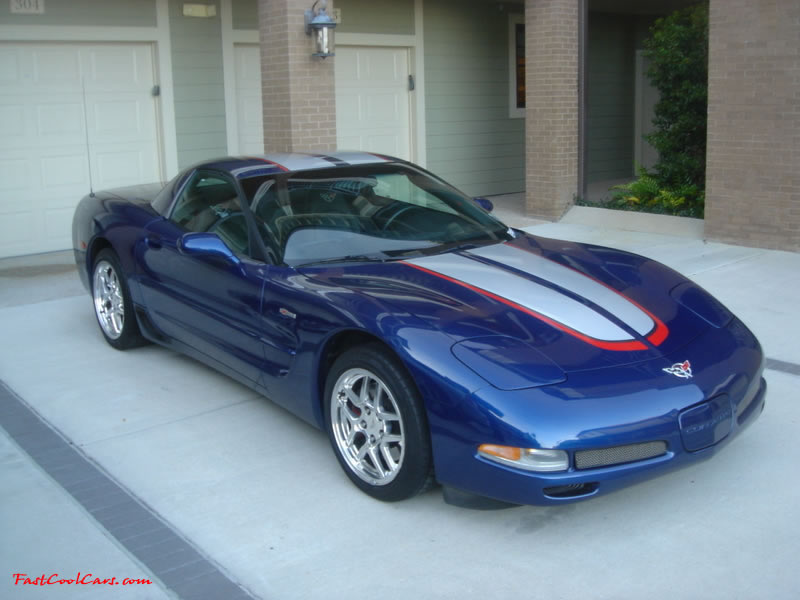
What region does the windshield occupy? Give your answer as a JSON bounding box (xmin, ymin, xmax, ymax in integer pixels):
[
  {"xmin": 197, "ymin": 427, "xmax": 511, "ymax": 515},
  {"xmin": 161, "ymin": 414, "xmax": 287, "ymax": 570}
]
[{"xmin": 240, "ymin": 163, "xmax": 511, "ymax": 266}]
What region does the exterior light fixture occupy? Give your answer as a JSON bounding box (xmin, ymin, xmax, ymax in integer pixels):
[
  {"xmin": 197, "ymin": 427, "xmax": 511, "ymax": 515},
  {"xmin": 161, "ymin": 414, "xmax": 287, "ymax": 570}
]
[{"xmin": 304, "ymin": 0, "xmax": 336, "ymax": 58}]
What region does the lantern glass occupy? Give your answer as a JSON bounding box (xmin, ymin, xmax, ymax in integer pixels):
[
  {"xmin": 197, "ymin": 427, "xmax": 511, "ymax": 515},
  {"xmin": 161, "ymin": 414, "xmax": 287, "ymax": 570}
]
[{"xmin": 313, "ymin": 25, "xmax": 335, "ymax": 57}]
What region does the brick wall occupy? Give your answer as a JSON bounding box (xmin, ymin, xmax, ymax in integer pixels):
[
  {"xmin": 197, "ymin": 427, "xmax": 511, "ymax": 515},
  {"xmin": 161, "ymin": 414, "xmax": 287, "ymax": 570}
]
[
  {"xmin": 524, "ymin": 0, "xmax": 579, "ymax": 220},
  {"xmin": 705, "ymin": 0, "xmax": 800, "ymax": 251},
  {"xmin": 257, "ymin": 0, "xmax": 336, "ymax": 153}
]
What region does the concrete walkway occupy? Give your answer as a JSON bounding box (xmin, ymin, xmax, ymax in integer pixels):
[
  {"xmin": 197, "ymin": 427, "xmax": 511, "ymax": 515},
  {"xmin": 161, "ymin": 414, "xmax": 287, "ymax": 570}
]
[{"xmin": 1, "ymin": 206, "xmax": 798, "ymax": 600}]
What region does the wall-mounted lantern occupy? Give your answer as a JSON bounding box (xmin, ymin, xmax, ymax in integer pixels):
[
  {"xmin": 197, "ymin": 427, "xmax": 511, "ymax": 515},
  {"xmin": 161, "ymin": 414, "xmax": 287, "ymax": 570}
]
[{"xmin": 304, "ymin": 0, "xmax": 336, "ymax": 58}]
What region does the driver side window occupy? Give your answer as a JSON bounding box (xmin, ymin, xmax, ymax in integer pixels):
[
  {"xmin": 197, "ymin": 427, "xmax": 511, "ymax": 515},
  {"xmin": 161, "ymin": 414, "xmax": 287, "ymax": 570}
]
[{"xmin": 170, "ymin": 171, "xmax": 250, "ymax": 256}]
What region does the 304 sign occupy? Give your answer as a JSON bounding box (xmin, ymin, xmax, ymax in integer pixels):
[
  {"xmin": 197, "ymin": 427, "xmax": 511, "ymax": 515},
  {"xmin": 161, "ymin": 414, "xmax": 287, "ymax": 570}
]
[{"xmin": 10, "ymin": 0, "xmax": 45, "ymax": 14}]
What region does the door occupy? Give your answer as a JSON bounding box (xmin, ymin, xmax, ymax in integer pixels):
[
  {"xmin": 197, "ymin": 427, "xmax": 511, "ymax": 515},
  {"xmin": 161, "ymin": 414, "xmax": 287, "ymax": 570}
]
[
  {"xmin": 138, "ymin": 170, "xmax": 269, "ymax": 384},
  {"xmin": 233, "ymin": 44, "xmax": 264, "ymax": 155},
  {"xmin": 0, "ymin": 42, "xmax": 162, "ymax": 257},
  {"xmin": 230, "ymin": 44, "xmax": 412, "ymax": 160},
  {"xmin": 335, "ymin": 46, "xmax": 412, "ymax": 160}
]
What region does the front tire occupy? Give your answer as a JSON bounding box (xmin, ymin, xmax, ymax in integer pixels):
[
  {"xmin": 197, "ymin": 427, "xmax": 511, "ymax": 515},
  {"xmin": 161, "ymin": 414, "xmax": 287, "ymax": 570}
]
[
  {"xmin": 91, "ymin": 248, "xmax": 146, "ymax": 350},
  {"xmin": 324, "ymin": 344, "xmax": 434, "ymax": 502}
]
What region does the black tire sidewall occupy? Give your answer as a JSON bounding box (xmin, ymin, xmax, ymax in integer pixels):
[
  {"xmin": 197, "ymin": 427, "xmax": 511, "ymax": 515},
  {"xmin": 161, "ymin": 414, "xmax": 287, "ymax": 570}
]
[{"xmin": 324, "ymin": 344, "xmax": 433, "ymax": 502}]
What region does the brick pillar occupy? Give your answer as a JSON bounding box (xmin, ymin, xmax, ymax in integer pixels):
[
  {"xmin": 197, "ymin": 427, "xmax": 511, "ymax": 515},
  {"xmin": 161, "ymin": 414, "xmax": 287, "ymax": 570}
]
[
  {"xmin": 705, "ymin": 0, "xmax": 800, "ymax": 251},
  {"xmin": 524, "ymin": 0, "xmax": 579, "ymax": 220},
  {"xmin": 258, "ymin": 0, "xmax": 336, "ymax": 152}
]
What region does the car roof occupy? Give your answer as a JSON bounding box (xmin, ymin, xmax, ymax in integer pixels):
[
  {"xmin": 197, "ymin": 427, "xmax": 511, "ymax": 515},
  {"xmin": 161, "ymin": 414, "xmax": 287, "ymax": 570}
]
[{"xmin": 198, "ymin": 151, "xmax": 398, "ymax": 180}]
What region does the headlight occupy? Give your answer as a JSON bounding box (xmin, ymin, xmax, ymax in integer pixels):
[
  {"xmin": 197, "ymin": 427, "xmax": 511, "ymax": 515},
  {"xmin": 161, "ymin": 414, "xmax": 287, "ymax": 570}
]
[
  {"xmin": 478, "ymin": 444, "xmax": 569, "ymax": 472},
  {"xmin": 451, "ymin": 336, "xmax": 566, "ymax": 390}
]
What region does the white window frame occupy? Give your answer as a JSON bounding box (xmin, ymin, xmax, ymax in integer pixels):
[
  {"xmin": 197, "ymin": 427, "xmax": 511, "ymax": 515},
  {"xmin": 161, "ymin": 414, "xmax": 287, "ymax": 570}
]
[{"xmin": 508, "ymin": 14, "xmax": 525, "ymax": 119}]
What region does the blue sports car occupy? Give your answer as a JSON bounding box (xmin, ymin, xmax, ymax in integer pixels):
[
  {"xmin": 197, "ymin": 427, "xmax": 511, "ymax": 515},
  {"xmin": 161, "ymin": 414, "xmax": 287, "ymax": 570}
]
[{"xmin": 72, "ymin": 152, "xmax": 765, "ymax": 507}]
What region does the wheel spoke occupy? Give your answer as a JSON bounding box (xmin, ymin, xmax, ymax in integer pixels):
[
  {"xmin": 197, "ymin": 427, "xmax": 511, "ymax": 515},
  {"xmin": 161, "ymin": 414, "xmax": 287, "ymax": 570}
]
[
  {"xmin": 345, "ymin": 425, "xmax": 357, "ymax": 446},
  {"xmin": 368, "ymin": 446, "xmax": 386, "ymax": 477},
  {"xmin": 356, "ymin": 442, "xmax": 370, "ymax": 460},
  {"xmin": 376, "ymin": 408, "xmax": 398, "ymax": 422},
  {"xmin": 379, "ymin": 442, "xmax": 399, "ymax": 472},
  {"xmin": 359, "ymin": 376, "xmax": 371, "ymax": 406},
  {"xmin": 345, "ymin": 387, "xmax": 362, "ymax": 407}
]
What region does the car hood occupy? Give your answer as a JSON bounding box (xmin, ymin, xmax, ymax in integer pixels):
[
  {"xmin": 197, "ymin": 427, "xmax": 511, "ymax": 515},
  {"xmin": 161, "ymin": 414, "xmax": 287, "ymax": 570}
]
[{"xmin": 300, "ymin": 233, "xmax": 731, "ymax": 374}]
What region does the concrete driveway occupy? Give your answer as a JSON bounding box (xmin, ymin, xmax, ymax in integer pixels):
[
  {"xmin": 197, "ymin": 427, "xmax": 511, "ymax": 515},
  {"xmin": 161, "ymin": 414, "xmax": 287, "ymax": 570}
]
[{"xmin": 1, "ymin": 207, "xmax": 798, "ymax": 600}]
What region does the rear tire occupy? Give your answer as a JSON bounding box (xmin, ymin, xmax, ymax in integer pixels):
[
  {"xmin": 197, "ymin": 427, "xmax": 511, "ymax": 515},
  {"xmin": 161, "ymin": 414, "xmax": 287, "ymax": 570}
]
[
  {"xmin": 91, "ymin": 249, "xmax": 147, "ymax": 350},
  {"xmin": 324, "ymin": 343, "xmax": 434, "ymax": 502}
]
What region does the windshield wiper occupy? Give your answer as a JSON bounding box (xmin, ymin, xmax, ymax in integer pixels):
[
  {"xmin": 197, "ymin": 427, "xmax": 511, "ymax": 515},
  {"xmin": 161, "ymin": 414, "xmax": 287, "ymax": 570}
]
[
  {"xmin": 427, "ymin": 237, "xmax": 499, "ymax": 256},
  {"xmin": 296, "ymin": 254, "xmax": 389, "ymax": 267}
]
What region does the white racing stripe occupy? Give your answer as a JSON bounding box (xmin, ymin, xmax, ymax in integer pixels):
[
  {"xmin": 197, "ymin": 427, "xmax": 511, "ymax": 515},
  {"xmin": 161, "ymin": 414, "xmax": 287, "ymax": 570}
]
[
  {"xmin": 407, "ymin": 252, "xmax": 635, "ymax": 342},
  {"xmin": 467, "ymin": 244, "xmax": 655, "ymax": 336}
]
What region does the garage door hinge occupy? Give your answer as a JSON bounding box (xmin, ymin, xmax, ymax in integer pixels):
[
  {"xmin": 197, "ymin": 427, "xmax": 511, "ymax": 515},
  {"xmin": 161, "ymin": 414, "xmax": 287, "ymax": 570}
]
[
  {"xmin": 408, "ymin": 75, "xmax": 415, "ymax": 92},
  {"xmin": 151, "ymin": 85, "xmax": 161, "ymax": 97}
]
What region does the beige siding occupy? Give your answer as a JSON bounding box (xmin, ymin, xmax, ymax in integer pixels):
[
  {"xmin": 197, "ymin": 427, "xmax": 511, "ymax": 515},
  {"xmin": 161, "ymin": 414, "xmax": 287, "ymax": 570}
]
[
  {"xmin": 232, "ymin": 0, "xmax": 258, "ymax": 30},
  {"xmin": 168, "ymin": 0, "xmax": 227, "ymax": 168},
  {"xmin": 424, "ymin": 0, "xmax": 524, "ymax": 197},
  {"xmin": 336, "ymin": 0, "xmax": 414, "ymax": 35},
  {"xmin": 0, "ymin": 0, "xmax": 157, "ymax": 27},
  {"xmin": 232, "ymin": 1, "xmax": 414, "ymax": 34}
]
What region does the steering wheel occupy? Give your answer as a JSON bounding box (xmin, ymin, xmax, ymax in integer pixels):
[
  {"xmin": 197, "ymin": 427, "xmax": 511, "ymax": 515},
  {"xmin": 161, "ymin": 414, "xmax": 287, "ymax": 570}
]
[{"xmin": 380, "ymin": 205, "xmax": 426, "ymax": 234}]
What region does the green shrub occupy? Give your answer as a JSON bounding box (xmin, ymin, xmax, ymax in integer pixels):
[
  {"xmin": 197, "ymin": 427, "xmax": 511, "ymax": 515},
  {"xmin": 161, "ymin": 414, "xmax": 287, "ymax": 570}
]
[
  {"xmin": 605, "ymin": 168, "xmax": 704, "ymax": 218},
  {"xmin": 644, "ymin": 2, "xmax": 709, "ymax": 203}
]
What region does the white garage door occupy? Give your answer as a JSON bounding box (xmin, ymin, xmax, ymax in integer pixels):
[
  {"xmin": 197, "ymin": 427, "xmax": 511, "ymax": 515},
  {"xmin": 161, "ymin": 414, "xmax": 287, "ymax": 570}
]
[
  {"xmin": 0, "ymin": 42, "xmax": 161, "ymax": 258},
  {"xmin": 335, "ymin": 46, "xmax": 411, "ymax": 160},
  {"xmin": 231, "ymin": 44, "xmax": 411, "ymax": 160}
]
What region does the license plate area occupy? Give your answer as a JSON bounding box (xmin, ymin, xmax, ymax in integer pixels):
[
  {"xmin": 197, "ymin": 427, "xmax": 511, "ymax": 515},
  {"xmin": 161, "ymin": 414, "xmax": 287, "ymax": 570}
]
[{"xmin": 679, "ymin": 394, "xmax": 733, "ymax": 452}]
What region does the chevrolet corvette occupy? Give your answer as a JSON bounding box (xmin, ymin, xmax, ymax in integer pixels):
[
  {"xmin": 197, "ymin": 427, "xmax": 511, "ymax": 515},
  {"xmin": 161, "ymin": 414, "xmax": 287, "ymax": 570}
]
[{"xmin": 72, "ymin": 152, "xmax": 765, "ymax": 506}]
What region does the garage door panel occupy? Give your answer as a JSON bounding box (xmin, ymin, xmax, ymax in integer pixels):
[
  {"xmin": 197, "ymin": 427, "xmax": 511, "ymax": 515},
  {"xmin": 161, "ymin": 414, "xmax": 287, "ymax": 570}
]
[
  {"xmin": 37, "ymin": 102, "xmax": 84, "ymax": 138},
  {"xmin": 233, "ymin": 44, "xmax": 264, "ymax": 155},
  {"xmin": 230, "ymin": 44, "xmax": 411, "ymax": 161},
  {"xmin": 0, "ymin": 104, "xmax": 25, "ymax": 136},
  {"xmin": 94, "ymin": 100, "xmax": 142, "ymax": 137},
  {"xmin": 0, "ymin": 42, "xmax": 161, "ymax": 257},
  {"xmin": 44, "ymin": 208, "xmax": 74, "ymax": 240},
  {"xmin": 32, "ymin": 48, "xmax": 82, "ymax": 86},
  {"xmin": 366, "ymin": 94, "xmax": 402, "ymax": 123},
  {"xmin": 40, "ymin": 153, "xmax": 88, "ymax": 189},
  {"xmin": 85, "ymin": 47, "xmax": 152, "ymax": 89},
  {"xmin": 0, "ymin": 48, "xmax": 21, "ymax": 82},
  {"xmin": 0, "ymin": 158, "xmax": 30, "ymax": 192},
  {"xmin": 0, "ymin": 212, "xmax": 37, "ymax": 247},
  {"xmin": 94, "ymin": 148, "xmax": 151, "ymax": 188},
  {"xmin": 335, "ymin": 47, "xmax": 410, "ymax": 159}
]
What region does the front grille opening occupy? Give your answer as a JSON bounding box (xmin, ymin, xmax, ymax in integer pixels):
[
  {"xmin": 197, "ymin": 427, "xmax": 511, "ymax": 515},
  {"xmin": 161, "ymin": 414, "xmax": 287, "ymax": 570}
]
[
  {"xmin": 543, "ymin": 482, "xmax": 597, "ymax": 498},
  {"xmin": 574, "ymin": 441, "xmax": 668, "ymax": 470}
]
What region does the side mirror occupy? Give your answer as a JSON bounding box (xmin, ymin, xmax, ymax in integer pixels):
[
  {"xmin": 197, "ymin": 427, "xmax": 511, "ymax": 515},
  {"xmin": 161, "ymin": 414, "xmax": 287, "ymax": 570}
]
[
  {"xmin": 474, "ymin": 197, "xmax": 494, "ymax": 212},
  {"xmin": 178, "ymin": 232, "xmax": 240, "ymax": 263}
]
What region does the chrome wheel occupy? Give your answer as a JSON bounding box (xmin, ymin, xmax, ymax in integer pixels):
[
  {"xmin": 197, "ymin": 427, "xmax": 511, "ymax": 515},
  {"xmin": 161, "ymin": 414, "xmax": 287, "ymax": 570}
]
[
  {"xmin": 330, "ymin": 367, "xmax": 405, "ymax": 486},
  {"xmin": 92, "ymin": 259, "xmax": 124, "ymax": 340}
]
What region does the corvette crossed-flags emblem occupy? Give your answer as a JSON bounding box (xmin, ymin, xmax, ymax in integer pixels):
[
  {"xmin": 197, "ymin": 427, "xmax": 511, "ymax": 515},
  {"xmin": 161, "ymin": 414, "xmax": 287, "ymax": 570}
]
[{"xmin": 663, "ymin": 360, "xmax": 693, "ymax": 379}]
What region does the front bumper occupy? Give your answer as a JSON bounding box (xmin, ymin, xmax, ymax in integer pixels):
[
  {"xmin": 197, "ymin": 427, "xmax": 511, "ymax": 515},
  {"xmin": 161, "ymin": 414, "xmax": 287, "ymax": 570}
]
[{"xmin": 430, "ymin": 318, "xmax": 766, "ymax": 506}]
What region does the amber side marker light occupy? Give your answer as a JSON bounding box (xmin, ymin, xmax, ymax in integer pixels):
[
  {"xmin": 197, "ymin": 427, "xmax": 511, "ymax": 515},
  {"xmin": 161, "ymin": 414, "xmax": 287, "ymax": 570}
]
[{"xmin": 478, "ymin": 444, "xmax": 569, "ymax": 472}]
